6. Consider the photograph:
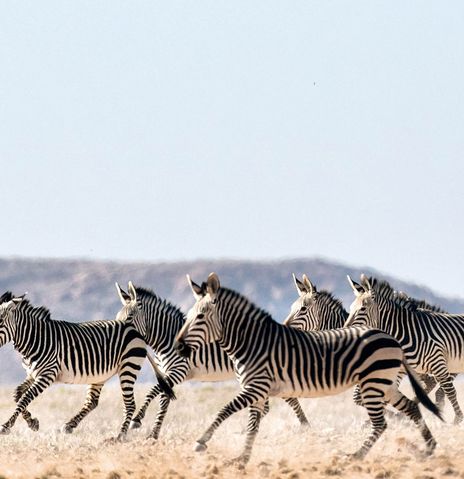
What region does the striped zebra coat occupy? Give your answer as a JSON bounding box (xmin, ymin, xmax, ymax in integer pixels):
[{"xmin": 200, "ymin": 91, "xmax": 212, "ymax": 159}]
[
  {"xmin": 175, "ymin": 273, "xmax": 440, "ymax": 465},
  {"xmin": 345, "ymin": 274, "xmax": 464, "ymax": 423},
  {"xmin": 0, "ymin": 292, "xmax": 174, "ymax": 438},
  {"xmin": 284, "ymin": 274, "xmax": 448, "ymax": 406},
  {"xmin": 114, "ymin": 282, "xmax": 308, "ymax": 438}
]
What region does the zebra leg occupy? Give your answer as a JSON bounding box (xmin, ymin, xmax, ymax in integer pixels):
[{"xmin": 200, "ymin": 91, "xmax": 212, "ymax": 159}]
[
  {"xmin": 433, "ymin": 374, "xmax": 456, "ymax": 411},
  {"xmin": 352, "ymin": 385, "xmax": 363, "ymax": 406},
  {"xmin": 351, "ymin": 383, "xmax": 387, "ymax": 459},
  {"xmin": 435, "ymin": 385, "xmax": 446, "ymax": 411},
  {"xmin": 62, "ymin": 383, "xmax": 103, "ymax": 433},
  {"xmin": 284, "ymin": 398, "xmax": 309, "ymax": 426},
  {"xmin": 130, "ymin": 384, "xmax": 161, "ymax": 429},
  {"xmin": 0, "ymin": 372, "xmax": 56, "ymax": 434},
  {"xmin": 115, "ymin": 367, "xmax": 141, "ymax": 440},
  {"xmin": 146, "ymin": 392, "xmax": 171, "ymax": 440},
  {"xmin": 388, "ymin": 387, "xmax": 436, "ymax": 455},
  {"xmin": 434, "ymin": 371, "xmax": 463, "ymax": 424},
  {"xmin": 262, "ymin": 398, "xmax": 270, "ymax": 416},
  {"xmin": 226, "ymin": 403, "xmax": 266, "ymax": 467},
  {"xmin": 13, "ymin": 378, "xmax": 40, "ymax": 431},
  {"xmin": 194, "ymin": 389, "xmax": 266, "ymax": 453}
]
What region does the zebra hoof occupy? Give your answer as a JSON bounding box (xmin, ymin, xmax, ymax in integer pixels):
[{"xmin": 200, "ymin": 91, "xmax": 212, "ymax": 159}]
[
  {"xmin": 0, "ymin": 426, "xmax": 10, "ymax": 435},
  {"xmin": 129, "ymin": 419, "xmax": 142, "ymax": 430},
  {"xmin": 225, "ymin": 456, "xmax": 249, "ymax": 468},
  {"xmin": 424, "ymin": 439, "xmax": 437, "ymax": 457},
  {"xmin": 453, "ymin": 415, "xmax": 463, "ymax": 425},
  {"xmin": 61, "ymin": 424, "xmax": 74, "ymax": 434},
  {"xmin": 29, "ymin": 418, "xmax": 40, "ymax": 432},
  {"xmin": 194, "ymin": 441, "xmax": 208, "ymax": 452},
  {"xmin": 348, "ymin": 450, "xmax": 366, "ymax": 461},
  {"xmin": 103, "ymin": 435, "xmax": 125, "ymax": 445}
]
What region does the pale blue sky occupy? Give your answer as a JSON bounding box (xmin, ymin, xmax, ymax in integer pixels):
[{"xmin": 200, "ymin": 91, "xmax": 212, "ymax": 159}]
[{"xmin": 1, "ymin": 2, "xmax": 463, "ymax": 297}]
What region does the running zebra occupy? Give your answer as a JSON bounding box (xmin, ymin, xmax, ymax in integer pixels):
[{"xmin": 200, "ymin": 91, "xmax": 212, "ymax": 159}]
[
  {"xmin": 345, "ymin": 274, "xmax": 464, "ymax": 423},
  {"xmin": 284, "ymin": 274, "xmax": 447, "ymax": 407},
  {"xmin": 283, "ymin": 274, "xmax": 347, "ymax": 330},
  {"xmin": 0, "ymin": 292, "xmax": 174, "ymax": 438},
  {"xmin": 175, "ymin": 273, "xmax": 441, "ymax": 465},
  {"xmin": 114, "ymin": 282, "xmax": 309, "ymax": 438}
]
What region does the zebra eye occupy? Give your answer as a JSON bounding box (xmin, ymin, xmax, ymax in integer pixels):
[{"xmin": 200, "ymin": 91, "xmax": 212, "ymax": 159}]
[
  {"xmin": 197, "ymin": 313, "xmax": 205, "ymax": 320},
  {"xmin": 299, "ymin": 306, "xmax": 307, "ymax": 313}
]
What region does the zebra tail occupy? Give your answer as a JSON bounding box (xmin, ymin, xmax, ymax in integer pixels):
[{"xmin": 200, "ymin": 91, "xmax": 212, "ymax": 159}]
[
  {"xmin": 146, "ymin": 353, "xmax": 176, "ymax": 401},
  {"xmin": 403, "ymin": 358, "xmax": 443, "ymax": 421}
]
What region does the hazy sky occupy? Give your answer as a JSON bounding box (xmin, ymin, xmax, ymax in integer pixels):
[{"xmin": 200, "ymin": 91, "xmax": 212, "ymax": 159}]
[{"xmin": 1, "ymin": 2, "xmax": 463, "ymax": 297}]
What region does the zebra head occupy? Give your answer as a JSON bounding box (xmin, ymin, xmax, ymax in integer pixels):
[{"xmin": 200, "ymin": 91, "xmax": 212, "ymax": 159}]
[
  {"xmin": 283, "ymin": 274, "xmax": 319, "ymax": 330},
  {"xmin": 174, "ymin": 273, "xmax": 221, "ymax": 358},
  {"xmin": 0, "ymin": 292, "xmax": 26, "ymax": 347},
  {"xmin": 114, "ymin": 281, "xmax": 146, "ymax": 336},
  {"xmin": 344, "ymin": 274, "xmax": 379, "ymax": 328}
]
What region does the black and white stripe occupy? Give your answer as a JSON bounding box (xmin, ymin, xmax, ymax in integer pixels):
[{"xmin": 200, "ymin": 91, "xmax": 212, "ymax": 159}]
[
  {"xmin": 114, "ymin": 282, "xmax": 309, "ymax": 439},
  {"xmin": 345, "ymin": 274, "xmax": 464, "ymax": 423},
  {"xmin": 175, "ymin": 273, "xmax": 441, "ymax": 465},
  {"xmin": 0, "ymin": 292, "xmax": 174, "ymax": 438},
  {"xmin": 284, "ymin": 274, "xmax": 448, "ymax": 408}
]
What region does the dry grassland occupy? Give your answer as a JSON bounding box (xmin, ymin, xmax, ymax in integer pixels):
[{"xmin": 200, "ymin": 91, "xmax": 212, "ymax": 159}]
[{"xmin": 0, "ymin": 381, "xmax": 462, "ymax": 479}]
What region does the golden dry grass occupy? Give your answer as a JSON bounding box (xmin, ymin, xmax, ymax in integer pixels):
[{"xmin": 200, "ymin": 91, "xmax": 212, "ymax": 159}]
[{"xmin": 0, "ymin": 381, "xmax": 461, "ymax": 479}]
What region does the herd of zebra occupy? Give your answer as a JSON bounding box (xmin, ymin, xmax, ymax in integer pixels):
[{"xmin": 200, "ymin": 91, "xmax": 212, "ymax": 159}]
[{"xmin": 0, "ymin": 272, "xmax": 463, "ymax": 465}]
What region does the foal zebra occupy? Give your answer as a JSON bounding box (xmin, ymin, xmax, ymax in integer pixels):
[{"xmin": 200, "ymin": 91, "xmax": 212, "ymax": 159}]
[
  {"xmin": 345, "ymin": 274, "xmax": 464, "ymax": 423},
  {"xmin": 114, "ymin": 282, "xmax": 309, "ymax": 438},
  {"xmin": 0, "ymin": 292, "xmax": 174, "ymax": 438},
  {"xmin": 284, "ymin": 274, "xmax": 447, "ymax": 407},
  {"xmin": 175, "ymin": 273, "xmax": 441, "ymax": 465}
]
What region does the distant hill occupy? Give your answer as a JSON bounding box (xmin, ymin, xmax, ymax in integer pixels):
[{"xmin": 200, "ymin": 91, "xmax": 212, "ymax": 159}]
[{"xmin": 0, "ymin": 256, "xmax": 463, "ymax": 383}]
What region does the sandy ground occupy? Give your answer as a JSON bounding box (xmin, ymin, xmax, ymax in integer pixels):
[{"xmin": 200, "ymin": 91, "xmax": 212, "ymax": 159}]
[{"xmin": 0, "ymin": 381, "xmax": 462, "ymax": 479}]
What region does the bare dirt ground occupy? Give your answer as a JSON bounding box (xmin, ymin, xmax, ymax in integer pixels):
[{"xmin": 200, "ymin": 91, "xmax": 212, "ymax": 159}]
[{"xmin": 0, "ymin": 381, "xmax": 461, "ymax": 479}]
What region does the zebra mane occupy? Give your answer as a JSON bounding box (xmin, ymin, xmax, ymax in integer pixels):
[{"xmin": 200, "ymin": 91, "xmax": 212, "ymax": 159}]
[
  {"xmin": 393, "ymin": 293, "xmax": 446, "ymax": 313},
  {"xmin": 366, "ymin": 278, "xmax": 446, "ymax": 313},
  {"xmin": 218, "ymin": 287, "xmax": 273, "ymax": 322},
  {"xmin": 0, "ymin": 291, "xmax": 14, "ymax": 304},
  {"xmin": 317, "ymin": 290, "xmax": 347, "ymax": 315},
  {"xmin": 14, "ymin": 299, "xmax": 51, "ymax": 321},
  {"xmin": 134, "ymin": 286, "xmax": 185, "ymax": 320},
  {"xmin": 364, "ymin": 277, "xmax": 396, "ymax": 300}
]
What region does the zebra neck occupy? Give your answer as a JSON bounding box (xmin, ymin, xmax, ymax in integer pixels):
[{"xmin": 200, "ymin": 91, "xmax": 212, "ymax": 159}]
[
  {"xmin": 12, "ymin": 314, "xmax": 40, "ymax": 358},
  {"xmin": 321, "ymin": 308, "xmax": 348, "ymax": 329},
  {"xmin": 218, "ymin": 308, "xmax": 267, "ymax": 360},
  {"xmin": 377, "ymin": 300, "xmax": 410, "ymax": 339},
  {"xmin": 143, "ymin": 305, "xmax": 186, "ymax": 353}
]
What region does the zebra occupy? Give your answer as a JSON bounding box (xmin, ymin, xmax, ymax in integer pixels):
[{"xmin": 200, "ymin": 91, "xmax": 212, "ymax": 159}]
[
  {"xmin": 0, "ymin": 292, "xmax": 174, "ymax": 438},
  {"xmin": 283, "ymin": 274, "xmax": 347, "ymax": 331},
  {"xmin": 174, "ymin": 272, "xmax": 441, "ymax": 465},
  {"xmin": 113, "ymin": 282, "xmax": 309, "ymax": 438},
  {"xmin": 345, "ymin": 274, "xmax": 464, "ymax": 424},
  {"xmin": 284, "ymin": 274, "xmax": 448, "ymax": 407}
]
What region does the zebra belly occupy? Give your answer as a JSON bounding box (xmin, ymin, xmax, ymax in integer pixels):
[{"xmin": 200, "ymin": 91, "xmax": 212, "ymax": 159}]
[
  {"xmin": 447, "ymin": 356, "xmax": 464, "ymax": 374},
  {"xmin": 56, "ymin": 365, "xmax": 118, "ymax": 384},
  {"xmin": 186, "ymin": 366, "xmax": 235, "ymax": 382},
  {"xmin": 269, "ymin": 379, "xmax": 355, "ymax": 398}
]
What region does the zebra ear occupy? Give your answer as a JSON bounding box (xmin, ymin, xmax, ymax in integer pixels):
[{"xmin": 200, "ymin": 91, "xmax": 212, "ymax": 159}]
[
  {"xmin": 10, "ymin": 293, "xmax": 27, "ymax": 309},
  {"xmin": 302, "ymin": 274, "xmax": 315, "ymax": 295},
  {"xmin": 187, "ymin": 275, "xmax": 205, "ymax": 300},
  {"xmin": 360, "ymin": 274, "xmax": 372, "ymax": 291},
  {"xmin": 292, "ymin": 274, "xmax": 306, "ymax": 297},
  {"xmin": 347, "ymin": 275, "xmax": 365, "ymax": 297},
  {"xmin": 397, "ymin": 290, "xmax": 409, "ymax": 300},
  {"xmin": 128, "ymin": 281, "xmax": 137, "ymax": 301},
  {"xmin": 206, "ymin": 272, "xmax": 220, "ymax": 299},
  {"xmin": 115, "ymin": 282, "xmax": 131, "ymax": 305}
]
